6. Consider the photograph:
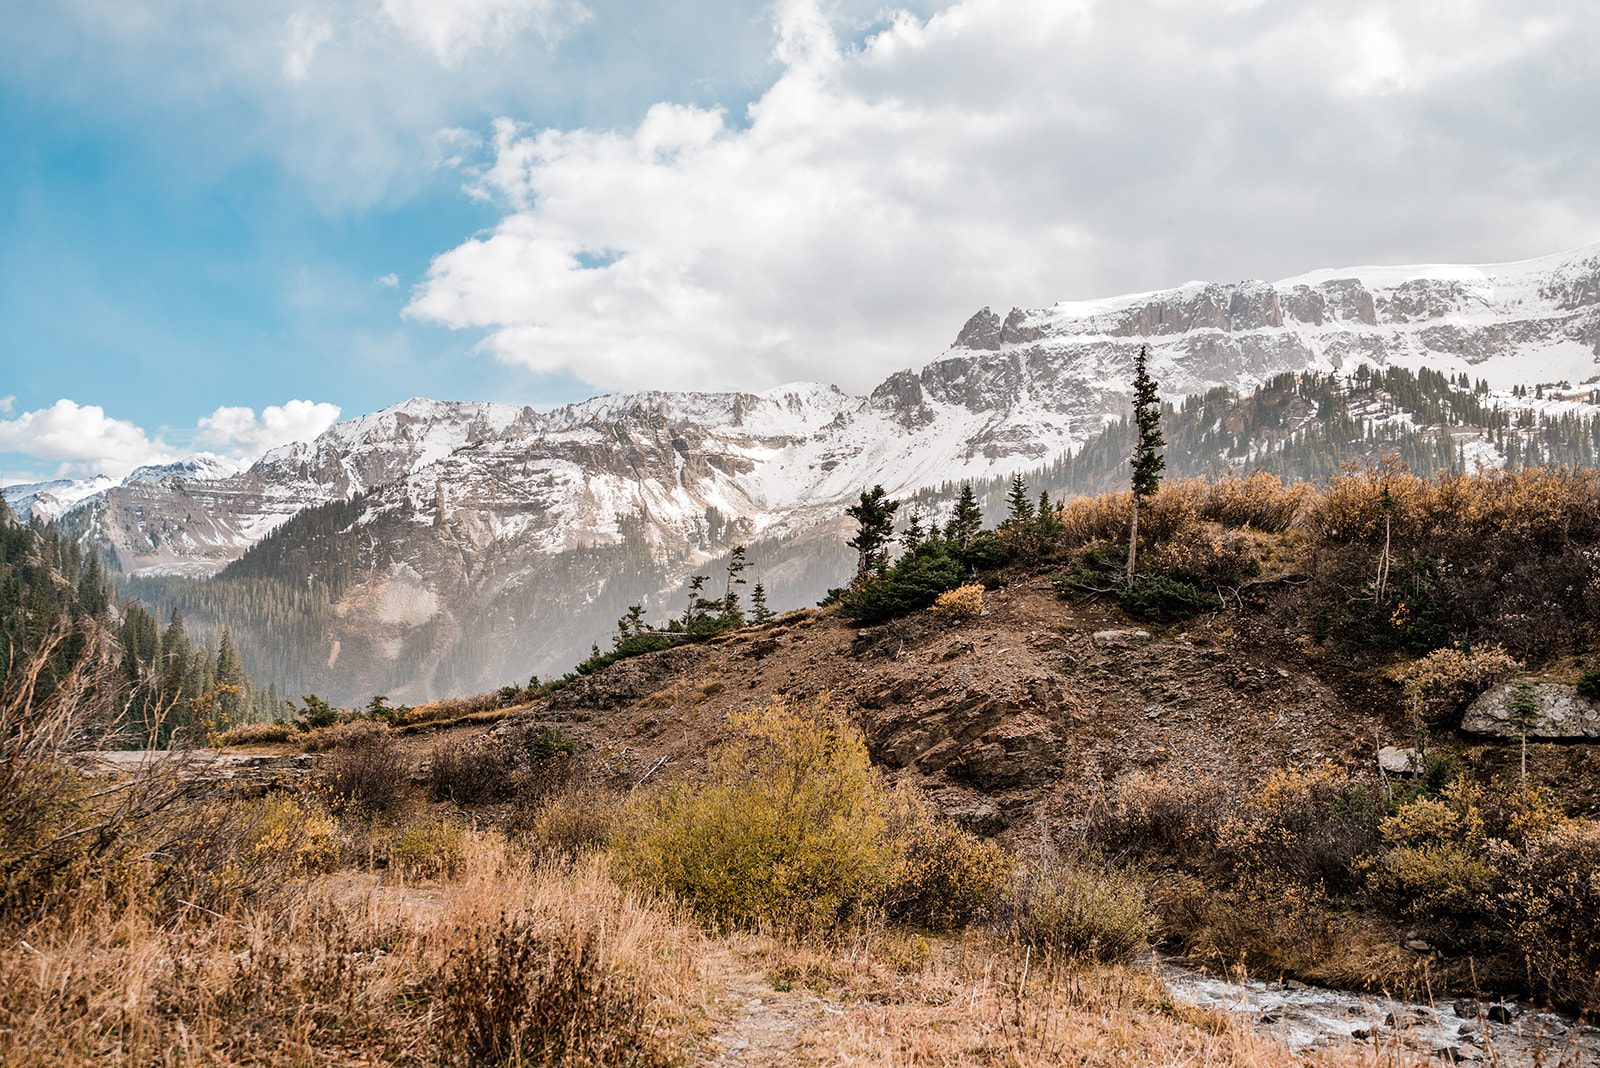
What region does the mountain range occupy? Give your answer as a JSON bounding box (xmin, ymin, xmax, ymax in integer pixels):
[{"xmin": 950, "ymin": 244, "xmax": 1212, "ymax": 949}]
[{"xmin": 9, "ymin": 243, "xmax": 1600, "ymax": 703}]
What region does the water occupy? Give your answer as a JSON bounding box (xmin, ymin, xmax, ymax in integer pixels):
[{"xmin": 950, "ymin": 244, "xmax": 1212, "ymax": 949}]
[{"xmin": 1156, "ymin": 958, "xmax": 1598, "ymax": 1064}]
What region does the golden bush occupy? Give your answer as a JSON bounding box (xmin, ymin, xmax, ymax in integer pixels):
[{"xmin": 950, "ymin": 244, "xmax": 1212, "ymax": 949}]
[
  {"xmin": 1202, "ymin": 472, "xmax": 1311, "ymax": 532},
  {"xmin": 387, "ymin": 817, "xmax": 466, "ymax": 880},
  {"xmin": 1012, "ymin": 860, "xmax": 1155, "ymax": 962},
  {"xmin": 610, "ymin": 697, "xmax": 899, "ymax": 929},
  {"xmin": 929, "ymin": 583, "xmax": 984, "ymax": 621},
  {"xmin": 881, "ymin": 786, "xmax": 1012, "ymax": 929},
  {"xmin": 1496, "ymin": 820, "xmax": 1600, "ymax": 1012},
  {"xmin": 1368, "ymin": 781, "xmax": 1496, "ymax": 917},
  {"xmin": 1144, "ymin": 526, "xmax": 1260, "ymax": 587},
  {"xmin": 1397, "ymin": 644, "xmax": 1522, "ymax": 722},
  {"xmin": 213, "ymin": 721, "xmax": 296, "ymax": 747}
]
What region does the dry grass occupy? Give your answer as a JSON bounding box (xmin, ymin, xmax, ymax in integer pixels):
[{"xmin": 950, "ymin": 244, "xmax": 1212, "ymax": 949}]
[{"xmin": 0, "ymin": 833, "xmax": 709, "ymax": 1067}]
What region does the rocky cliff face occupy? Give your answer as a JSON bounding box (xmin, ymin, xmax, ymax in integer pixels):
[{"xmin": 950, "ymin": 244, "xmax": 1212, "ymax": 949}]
[{"xmin": 12, "ymin": 244, "xmax": 1600, "ymax": 701}]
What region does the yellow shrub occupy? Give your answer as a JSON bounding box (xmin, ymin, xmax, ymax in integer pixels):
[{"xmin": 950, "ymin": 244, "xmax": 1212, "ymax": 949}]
[
  {"xmin": 1202, "ymin": 472, "xmax": 1310, "ymax": 532},
  {"xmin": 250, "ymin": 795, "xmax": 341, "ymax": 874},
  {"xmin": 1398, "ymin": 644, "xmax": 1521, "ymax": 722},
  {"xmin": 882, "ymin": 786, "xmax": 1012, "ymax": 929},
  {"xmin": 1013, "ymin": 861, "xmax": 1155, "ymax": 962},
  {"xmin": 386, "ymin": 817, "xmax": 466, "ymax": 879},
  {"xmin": 610, "ymin": 697, "xmax": 898, "ymax": 930},
  {"xmin": 1496, "ymin": 820, "xmax": 1600, "ymax": 1012},
  {"xmin": 522, "ymin": 786, "xmax": 621, "ymax": 860},
  {"xmin": 929, "ymin": 584, "xmax": 984, "ymax": 621},
  {"xmin": 1369, "ymin": 781, "xmax": 1496, "ymax": 916}
]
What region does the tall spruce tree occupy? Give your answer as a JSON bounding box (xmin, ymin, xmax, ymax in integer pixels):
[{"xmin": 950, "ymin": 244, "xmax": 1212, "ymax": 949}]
[
  {"xmin": 846, "ymin": 486, "xmax": 900, "ymax": 584},
  {"xmin": 750, "ymin": 581, "xmax": 773, "ymax": 624},
  {"xmin": 947, "ymin": 483, "xmax": 983, "ymax": 552},
  {"xmin": 1126, "ymin": 343, "xmax": 1165, "ymax": 584},
  {"xmin": 1005, "ymin": 473, "xmax": 1035, "ymax": 525}
]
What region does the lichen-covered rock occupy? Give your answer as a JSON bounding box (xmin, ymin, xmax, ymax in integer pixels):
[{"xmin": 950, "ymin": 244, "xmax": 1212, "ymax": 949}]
[{"xmin": 1462, "ymin": 682, "xmax": 1600, "ymax": 739}]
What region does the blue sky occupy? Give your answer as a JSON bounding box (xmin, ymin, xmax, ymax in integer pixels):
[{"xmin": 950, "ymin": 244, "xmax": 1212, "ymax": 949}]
[{"xmin": 2, "ymin": 0, "xmax": 1596, "ymax": 481}]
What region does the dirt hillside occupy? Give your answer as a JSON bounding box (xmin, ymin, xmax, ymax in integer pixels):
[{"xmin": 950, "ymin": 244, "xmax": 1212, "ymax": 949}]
[{"xmin": 484, "ymin": 577, "xmax": 1418, "ymax": 842}]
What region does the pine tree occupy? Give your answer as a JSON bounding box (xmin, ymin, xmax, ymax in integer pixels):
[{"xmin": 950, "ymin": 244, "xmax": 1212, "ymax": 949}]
[
  {"xmin": 900, "ymin": 508, "xmax": 927, "ymax": 553},
  {"xmin": 1126, "ymin": 344, "xmax": 1165, "ymax": 584},
  {"xmin": 1004, "ymin": 473, "xmax": 1035, "ymax": 525},
  {"xmin": 846, "ymin": 486, "xmax": 900, "ymax": 584},
  {"xmin": 750, "ymin": 581, "xmax": 774, "ymax": 624},
  {"xmin": 213, "ymin": 627, "xmax": 246, "ymax": 725},
  {"xmin": 947, "ymin": 483, "xmax": 983, "ymax": 552},
  {"xmin": 722, "ymin": 544, "xmax": 748, "ymax": 621}
]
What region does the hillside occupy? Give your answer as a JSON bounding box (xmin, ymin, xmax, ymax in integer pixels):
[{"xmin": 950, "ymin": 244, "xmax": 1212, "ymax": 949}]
[{"xmin": 13, "ymin": 243, "xmax": 1600, "ymax": 705}]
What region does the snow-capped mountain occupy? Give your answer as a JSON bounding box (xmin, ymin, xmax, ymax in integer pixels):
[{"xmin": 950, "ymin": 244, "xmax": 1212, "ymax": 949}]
[
  {"xmin": 36, "ymin": 243, "xmax": 1600, "ymax": 701},
  {"xmin": 3, "ymin": 475, "xmax": 119, "ymax": 522}
]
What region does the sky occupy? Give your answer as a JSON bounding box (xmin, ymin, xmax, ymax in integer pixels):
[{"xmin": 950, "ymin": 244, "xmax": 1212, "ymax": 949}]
[{"xmin": 1, "ymin": 0, "xmax": 1597, "ymax": 482}]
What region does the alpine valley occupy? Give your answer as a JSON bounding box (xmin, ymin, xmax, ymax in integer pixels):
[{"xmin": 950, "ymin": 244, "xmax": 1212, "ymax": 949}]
[{"xmin": 12, "ymin": 243, "xmax": 1600, "ymax": 704}]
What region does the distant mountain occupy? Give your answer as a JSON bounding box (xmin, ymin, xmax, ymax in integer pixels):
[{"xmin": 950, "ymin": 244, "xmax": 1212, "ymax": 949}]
[{"xmin": 24, "ymin": 243, "xmax": 1600, "ymax": 704}]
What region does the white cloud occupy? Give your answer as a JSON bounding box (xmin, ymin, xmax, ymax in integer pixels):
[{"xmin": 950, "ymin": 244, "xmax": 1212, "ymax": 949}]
[
  {"xmin": 380, "ymin": 0, "xmax": 589, "ymax": 64},
  {"xmin": 281, "ymin": 11, "xmax": 333, "ymax": 82},
  {"xmin": 0, "ymin": 396, "xmax": 14, "ymax": 414},
  {"xmin": 0, "ymin": 400, "xmax": 174, "ymax": 479},
  {"xmin": 194, "ymin": 400, "xmax": 343, "ymax": 460},
  {"xmin": 375, "ymin": 272, "xmax": 401, "ymax": 288},
  {"xmin": 408, "ymin": 0, "xmax": 1600, "ymax": 393},
  {"xmin": 0, "ymin": 398, "xmax": 343, "ymax": 481}
]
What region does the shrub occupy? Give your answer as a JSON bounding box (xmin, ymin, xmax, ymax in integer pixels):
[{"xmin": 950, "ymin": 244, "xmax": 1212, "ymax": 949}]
[
  {"xmin": 213, "ymin": 721, "xmax": 296, "ymax": 747},
  {"xmin": 610, "ymin": 698, "xmax": 899, "ymax": 929},
  {"xmin": 881, "ymin": 788, "xmax": 1012, "ymax": 930},
  {"xmin": 929, "ymin": 583, "xmax": 984, "ymax": 622},
  {"xmin": 1214, "ymin": 765, "xmax": 1384, "ymax": 893},
  {"xmin": 438, "ymin": 920, "xmax": 671, "ymax": 1068},
  {"xmin": 1011, "ymin": 861, "xmax": 1155, "ymax": 963},
  {"xmin": 427, "ymin": 739, "xmax": 514, "ymax": 806},
  {"xmin": 1577, "ymin": 664, "xmax": 1600, "ymax": 702},
  {"xmin": 842, "ymin": 541, "xmax": 964, "ymax": 624},
  {"xmin": 1398, "ymin": 644, "xmax": 1522, "ymax": 724},
  {"xmin": 314, "ymin": 732, "xmax": 409, "ymax": 815},
  {"xmin": 386, "ymin": 817, "xmax": 466, "ymax": 879},
  {"xmin": 1202, "ymin": 472, "xmax": 1310, "ymax": 532},
  {"xmin": 1118, "ymin": 575, "xmax": 1219, "ymax": 623},
  {"xmin": 290, "ymin": 694, "xmax": 340, "ymax": 732},
  {"xmin": 521, "ymin": 786, "xmax": 620, "ymax": 860},
  {"xmin": 1368, "ymin": 781, "xmax": 1497, "ymax": 919},
  {"xmin": 1496, "ymin": 821, "xmax": 1600, "ymax": 1012},
  {"xmin": 1084, "ymin": 774, "xmax": 1229, "ymax": 867},
  {"xmin": 1145, "ymin": 526, "xmax": 1260, "ymax": 588},
  {"xmin": 301, "ymin": 719, "xmax": 389, "ymax": 753}
]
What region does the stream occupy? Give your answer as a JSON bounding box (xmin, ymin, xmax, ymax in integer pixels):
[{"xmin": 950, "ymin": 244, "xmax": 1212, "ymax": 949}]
[{"xmin": 1155, "ymin": 958, "xmax": 1598, "ymax": 1064}]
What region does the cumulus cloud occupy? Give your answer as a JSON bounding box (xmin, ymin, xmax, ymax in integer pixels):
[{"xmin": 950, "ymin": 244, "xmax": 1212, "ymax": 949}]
[
  {"xmin": 195, "ymin": 400, "xmax": 343, "ymax": 460},
  {"xmin": 0, "ymin": 400, "xmax": 175, "ymax": 479},
  {"xmin": 0, "ymin": 398, "xmax": 342, "ymax": 481},
  {"xmin": 407, "ymin": 0, "xmax": 1600, "ymax": 393},
  {"xmin": 375, "ymin": 272, "xmax": 401, "ymax": 288}
]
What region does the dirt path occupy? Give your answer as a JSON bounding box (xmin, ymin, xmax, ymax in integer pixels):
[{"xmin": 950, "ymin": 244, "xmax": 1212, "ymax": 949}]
[{"xmin": 705, "ymin": 966, "xmax": 847, "ymax": 1065}]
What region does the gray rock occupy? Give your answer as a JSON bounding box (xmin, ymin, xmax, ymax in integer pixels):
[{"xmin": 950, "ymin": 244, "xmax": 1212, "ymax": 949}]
[
  {"xmin": 1379, "ymin": 746, "xmax": 1424, "ymax": 774},
  {"xmin": 1092, "ymin": 628, "xmax": 1152, "ymax": 647},
  {"xmin": 1462, "ymin": 682, "xmax": 1600, "ymax": 739}
]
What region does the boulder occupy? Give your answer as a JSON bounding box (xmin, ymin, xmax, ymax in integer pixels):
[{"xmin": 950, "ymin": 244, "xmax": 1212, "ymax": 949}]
[
  {"xmin": 1092, "ymin": 628, "xmax": 1152, "ymax": 648},
  {"xmin": 1378, "ymin": 746, "xmax": 1423, "ymax": 774},
  {"xmin": 1462, "ymin": 682, "xmax": 1600, "ymax": 739}
]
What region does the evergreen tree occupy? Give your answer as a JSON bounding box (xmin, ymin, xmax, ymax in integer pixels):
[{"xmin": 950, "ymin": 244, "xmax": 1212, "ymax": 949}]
[
  {"xmin": 947, "ymin": 483, "xmax": 983, "ymax": 552},
  {"xmin": 845, "ymin": 486, "xmax": 900, "ymax": 584},
  {"xmin": 721, "ymin": 544, "xmax": 748, "ymax": 621},
  {"xmin": 750, "ymin": 581, "xmax": 774, "ymax": 625},
  {"xmin": 1004, "ymin": 473, "xmax": 1035, "ymax": 525},
  {"xmin": 900, "ymin": 508, "xmax": 927, "ymax": 553},
  {"xmin": 1126, "ymin": 343, "xmax": 1165, "ymax": 584},
  {"xmin": 213, "ymin": 627, "xmax": 246, "ymax": 725}
]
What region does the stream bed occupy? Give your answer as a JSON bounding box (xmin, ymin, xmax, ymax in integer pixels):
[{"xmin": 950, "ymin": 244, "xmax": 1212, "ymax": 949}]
[{"xmin": 1156, "ymin": 959, "xmax": 1598, "ymax": 1064}]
